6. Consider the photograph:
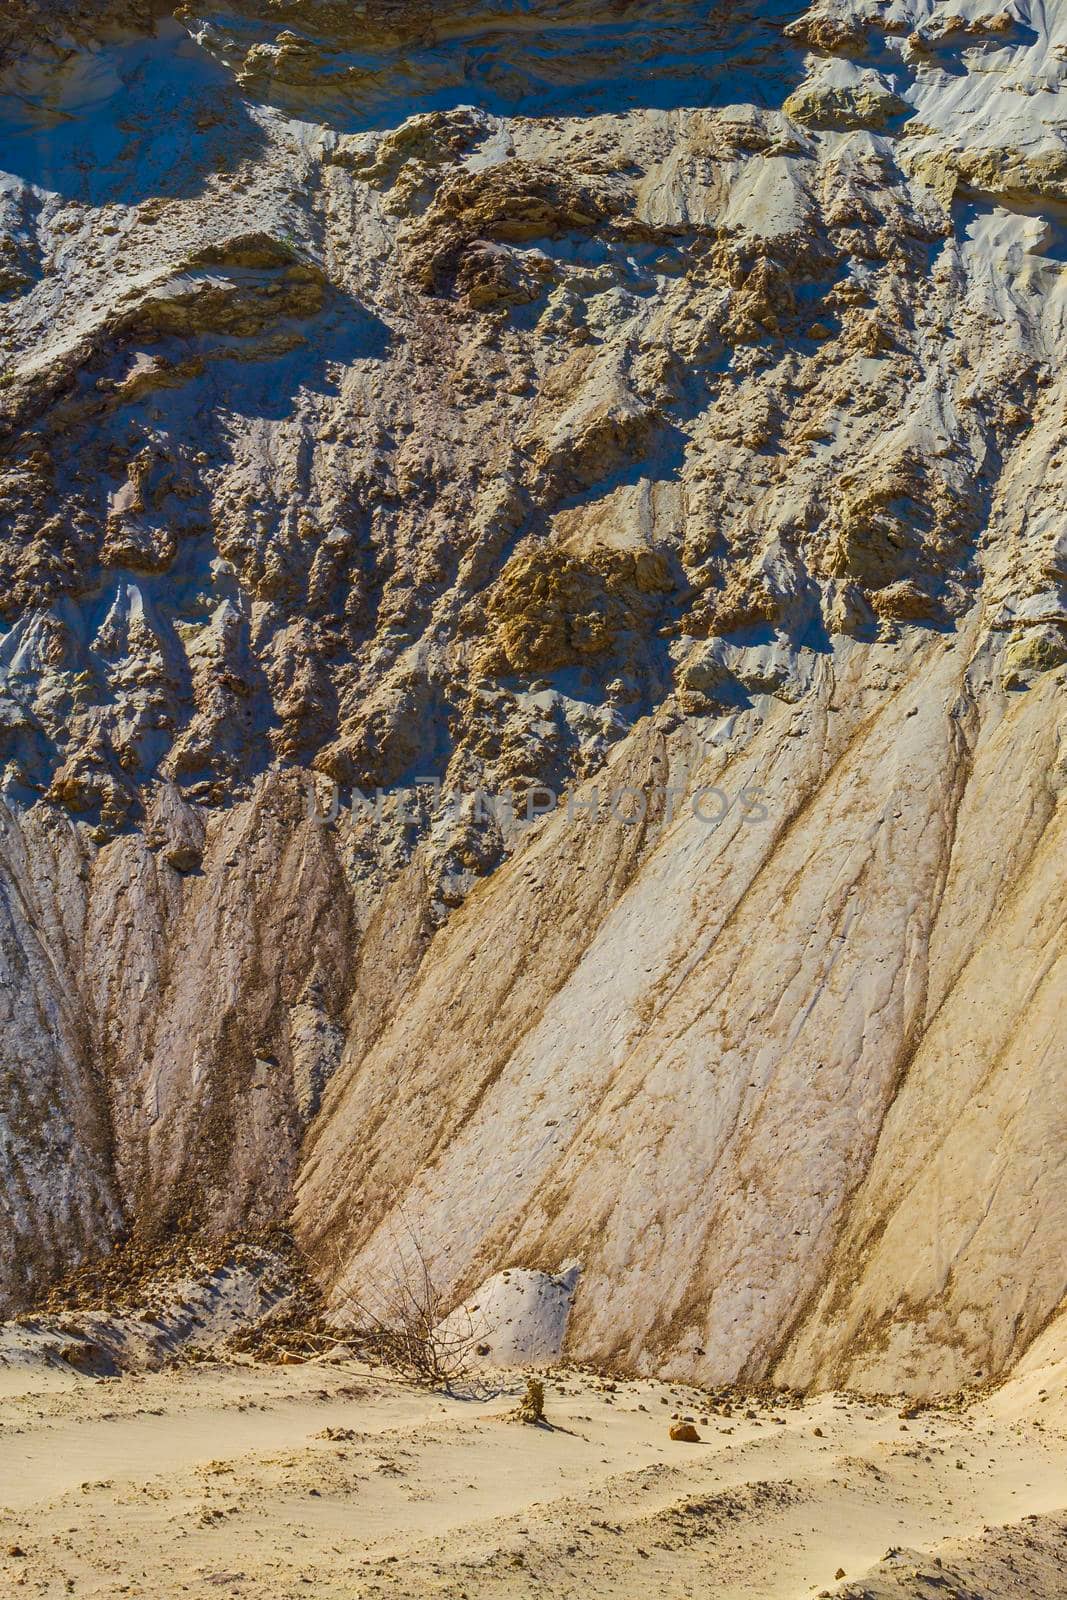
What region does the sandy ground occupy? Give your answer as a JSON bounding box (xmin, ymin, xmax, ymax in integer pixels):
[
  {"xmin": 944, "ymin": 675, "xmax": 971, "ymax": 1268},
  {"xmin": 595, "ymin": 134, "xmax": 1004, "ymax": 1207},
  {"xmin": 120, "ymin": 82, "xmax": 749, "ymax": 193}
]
[{"xmin": 0, "ymin": 1355, "xmax": 1065, "ymax": 1600}]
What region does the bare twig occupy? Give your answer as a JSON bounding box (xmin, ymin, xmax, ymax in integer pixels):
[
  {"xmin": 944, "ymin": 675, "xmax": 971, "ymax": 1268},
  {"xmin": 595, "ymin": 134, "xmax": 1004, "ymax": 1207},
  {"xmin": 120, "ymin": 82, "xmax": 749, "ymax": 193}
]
[{"xmin": 306, "ymin": 1208, "xmax": 486, "ymax": 1390}]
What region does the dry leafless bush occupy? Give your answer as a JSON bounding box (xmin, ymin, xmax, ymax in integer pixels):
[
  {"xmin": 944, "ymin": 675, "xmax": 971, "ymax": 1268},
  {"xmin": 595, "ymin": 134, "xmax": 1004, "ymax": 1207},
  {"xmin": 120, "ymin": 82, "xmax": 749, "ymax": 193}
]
[{"xmin": 312, "ymin": 1212, "xmax": 486, "ymax": 1390}]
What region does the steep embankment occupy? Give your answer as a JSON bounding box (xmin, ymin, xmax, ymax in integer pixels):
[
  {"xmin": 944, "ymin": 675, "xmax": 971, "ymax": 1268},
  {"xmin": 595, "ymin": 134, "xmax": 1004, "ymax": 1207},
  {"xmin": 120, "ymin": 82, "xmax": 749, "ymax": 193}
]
[{"xmin": 0, "ymin": 0, "xmax": 1064, "ymax": 1391}]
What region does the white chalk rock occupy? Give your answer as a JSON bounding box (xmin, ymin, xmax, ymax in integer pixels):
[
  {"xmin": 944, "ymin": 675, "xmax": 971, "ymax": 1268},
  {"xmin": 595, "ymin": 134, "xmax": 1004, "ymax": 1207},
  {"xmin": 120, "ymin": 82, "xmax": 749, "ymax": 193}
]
[{"xmin": 439, "ymin": 1262, "xmax": 581, "ymax": 1367}]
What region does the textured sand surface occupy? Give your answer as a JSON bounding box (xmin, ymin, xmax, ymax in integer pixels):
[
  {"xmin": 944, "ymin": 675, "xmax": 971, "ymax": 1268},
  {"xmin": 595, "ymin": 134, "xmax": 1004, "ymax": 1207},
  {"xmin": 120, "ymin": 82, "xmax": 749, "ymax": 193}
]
[{"xmin": 1, "ymin": 1350, "xmax": 1066, "ymax": 1600}]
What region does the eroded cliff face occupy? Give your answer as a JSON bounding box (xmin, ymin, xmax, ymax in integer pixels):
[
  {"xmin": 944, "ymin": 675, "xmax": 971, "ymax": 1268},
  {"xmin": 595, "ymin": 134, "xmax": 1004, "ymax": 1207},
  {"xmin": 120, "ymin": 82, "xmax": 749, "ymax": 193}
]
[{"xmin": 0, "ymin": 0, "xmax": 1064, "ymax": 1393}]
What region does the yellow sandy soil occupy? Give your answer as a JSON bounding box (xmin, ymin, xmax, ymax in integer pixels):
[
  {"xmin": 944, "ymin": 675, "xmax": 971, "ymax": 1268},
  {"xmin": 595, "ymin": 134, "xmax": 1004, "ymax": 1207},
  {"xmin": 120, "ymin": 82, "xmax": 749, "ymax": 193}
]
[{"xmin": 0, "ymin": 1354, "xmax": 1064, "ymax": 1599}]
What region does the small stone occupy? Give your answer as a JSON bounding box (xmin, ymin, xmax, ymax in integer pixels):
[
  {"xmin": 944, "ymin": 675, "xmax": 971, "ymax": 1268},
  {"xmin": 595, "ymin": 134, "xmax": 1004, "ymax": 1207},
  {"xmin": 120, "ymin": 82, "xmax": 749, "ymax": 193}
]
[
  {"xmin": 164, "ymin": 843, "xmax": 203, "ymax": 874},
  {"xmin": 514, "ymin": 1377, "xmax": 545, "ymax": 1424},
  {"xmin": 669, "ymin": 1421, "xmax": 700, "ymax": 1443},
  {"xmin": 835, "ymin": 1568, "xmax": 846, "ymax": 1580}
]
